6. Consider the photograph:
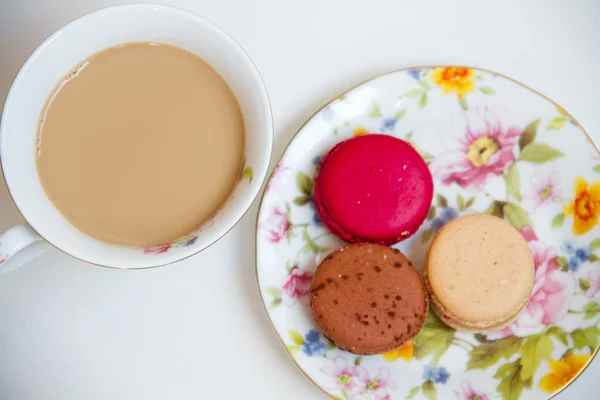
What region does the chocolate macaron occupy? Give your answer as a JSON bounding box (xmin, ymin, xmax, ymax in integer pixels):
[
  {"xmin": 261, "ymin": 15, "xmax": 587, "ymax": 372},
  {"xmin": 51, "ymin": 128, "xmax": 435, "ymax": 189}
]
[
  {"xmin": 309, "ymin": 243, "xmax": 428, "ymax": 355},
  {"xmin": 425, "ymin": 213, "xmax": 535, "ymax": 332}
]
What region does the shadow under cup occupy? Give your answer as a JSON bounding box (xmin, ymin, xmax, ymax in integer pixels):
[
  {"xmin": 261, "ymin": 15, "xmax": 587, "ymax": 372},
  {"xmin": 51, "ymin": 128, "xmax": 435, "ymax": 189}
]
[{"xmin": 0, "ymin": 4, "xmax": 273, "ymax": 269}]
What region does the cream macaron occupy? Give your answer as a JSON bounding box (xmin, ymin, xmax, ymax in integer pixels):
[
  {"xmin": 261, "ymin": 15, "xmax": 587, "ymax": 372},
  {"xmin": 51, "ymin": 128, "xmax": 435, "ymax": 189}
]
[{"xmin": 425, "ymin": 213, "xmax": 534, "ymax": 332}]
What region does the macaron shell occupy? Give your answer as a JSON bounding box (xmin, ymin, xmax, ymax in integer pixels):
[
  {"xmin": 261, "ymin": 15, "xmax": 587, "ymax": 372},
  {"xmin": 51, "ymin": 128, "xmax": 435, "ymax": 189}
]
[
  {"xmin": 427, "ymin": 284, "xmax": 527, "ymax": 332},
  {"xmin": 426, "ymin": 214, "xmax": 535, "ymax": 327},
  {"xmin": 313, "ymin": 171, "xmax": 360, "ymax": 243},
  {"xmin": 314, "ymin": 174, "xmax": 399, "ymax": 245},
  {"xmin": 309, "ymin": 243, "xmax": 428, "ymax": 355},
  {"xmin": 425, "ymin": 262, "xmax": 530, "ymax": 332},
  {"xmin": 315, "ymin": 134, "xmax": 433, "ymax": 244}
]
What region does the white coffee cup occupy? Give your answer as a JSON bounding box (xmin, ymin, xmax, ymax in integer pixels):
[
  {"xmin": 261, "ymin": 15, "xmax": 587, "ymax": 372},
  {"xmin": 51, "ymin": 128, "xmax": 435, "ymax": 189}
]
[{"xmin": 0, "ymin": 4, "xmax": 273, "ymax": 272}]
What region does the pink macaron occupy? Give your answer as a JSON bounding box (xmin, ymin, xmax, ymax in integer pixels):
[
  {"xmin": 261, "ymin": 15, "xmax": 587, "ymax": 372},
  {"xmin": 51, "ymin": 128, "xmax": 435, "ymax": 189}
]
[{"xmin": 314, "ymin": 134, "xmax": 434, "ymax": 245}]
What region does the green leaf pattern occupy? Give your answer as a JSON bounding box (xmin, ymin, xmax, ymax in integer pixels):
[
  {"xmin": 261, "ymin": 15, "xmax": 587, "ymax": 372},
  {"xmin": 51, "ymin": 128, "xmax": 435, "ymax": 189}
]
[
  {"xmin": 422, "ymin": 380, "xmax": 436, "ymax": 400},
  {"xmin": 547, "ymin": 116, "xmax": 568, "ymax": 130},
  {"xmin": 264, "ymin": 286, "xmax": 282, "ymax": 309},
  {"xmin": 288, "ymin": 330, "xmax": 305, "ymax": 346},
  {"xmin": 505, "ymin": 163, "xmax": 521, "ymax": 201},
  {"xmin": 504, "ymin": 202, "xmax": 533, "ymax": 231},
  {"xmin": 295, "ymin": 171, "xmax": 313, "ymax": 196},
  {"xmin": 519, "ymin": 119, "xmax": 540, "ymax": 151},
  {"xmin": 466, "ymin": 336, "xmax": 522, "ymax": 371},
  {"xmin": 413, "ymin": 311, "xmax": 455, "ymax": 363},
  {"xmin": 517, "ymin": 143, "xmax": 564, "ymax": 164},
  {"xmin": 240, "ymin": 165, "xmax": 253, "ymax": 182},
  {"xmin": 405, "ymin": 386, "xmax": 421, "ymax": 399}
]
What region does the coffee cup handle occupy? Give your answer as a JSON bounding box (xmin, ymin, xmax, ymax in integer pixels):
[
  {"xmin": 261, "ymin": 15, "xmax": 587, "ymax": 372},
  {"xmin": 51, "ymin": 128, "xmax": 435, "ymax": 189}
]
[{"xmin": 0, "ymin": 224, "xmax": 51, "ymax": 274}]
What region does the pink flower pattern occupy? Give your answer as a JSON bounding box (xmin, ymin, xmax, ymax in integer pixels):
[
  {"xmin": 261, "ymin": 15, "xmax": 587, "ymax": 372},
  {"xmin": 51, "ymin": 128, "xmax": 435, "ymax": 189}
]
[
  {"xmin": 355, "ymin": 366, "xmax": 398, "ymax": 400},
  {"xmin": 430, "ymin": 106, "xmax": 522, "ymax": 188},
  {"xmin": 487, "ymin": 240, "xmax": 576, "ymax": 340},
  {"xmin": 586, "ymin": 270, "xmax": 600, "ymax": 299},
  {"xmin": 263, "ymin": 206, "xmax": 291, "ymax": 244},
  {"xmin": 143, "ymin": 244, "xmax": 171, "ymax": 254},
  {"xmin": 454, "ymin": 380, "xmax": 490, "ymax": 400},
  {"xmin": 519, "ymin": 225, "xmax": 538, "ymax": 242},
  {"xmin": 522, "ymin": 171, "xmax": 561, "ymax": 213},
  {"xmin": 281, "ymin": 266, "xmax": 313, "ymax": 306},
  {"xmin": 320, "ymin": 357, "xmax": 360, "ymax": 396},
  {"xmin": 266, "ymin": 161, "xmax": 290, "ymax": 193}
]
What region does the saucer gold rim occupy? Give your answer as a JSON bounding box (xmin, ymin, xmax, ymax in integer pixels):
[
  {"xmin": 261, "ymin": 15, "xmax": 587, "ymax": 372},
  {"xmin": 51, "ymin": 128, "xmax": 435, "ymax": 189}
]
[{"xmin": 254, "ymin": 64, "xmax": 599, "ymax": 400}]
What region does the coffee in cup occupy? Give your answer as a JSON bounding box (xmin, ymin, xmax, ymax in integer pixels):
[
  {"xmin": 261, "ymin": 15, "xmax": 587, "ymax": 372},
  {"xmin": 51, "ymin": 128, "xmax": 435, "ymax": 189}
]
[{"xmin": 37, "ymin": 42, "xmax": 245, "ymax": 247}]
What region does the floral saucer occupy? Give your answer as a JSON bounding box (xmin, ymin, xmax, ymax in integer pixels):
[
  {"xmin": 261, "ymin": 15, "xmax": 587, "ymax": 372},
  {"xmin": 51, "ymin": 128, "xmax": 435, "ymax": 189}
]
[{"xmin": 255, "ymin": 66, "xmax": 600, "ymax": 400}]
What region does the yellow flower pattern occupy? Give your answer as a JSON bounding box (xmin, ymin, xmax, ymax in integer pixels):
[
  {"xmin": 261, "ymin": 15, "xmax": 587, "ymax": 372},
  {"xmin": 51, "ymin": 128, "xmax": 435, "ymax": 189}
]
[
  {"xmin": 382, "ymin": 341, "xmax": 414, "ymax": 362},
  {"xmin": 539, "ymin": 354, "xmax": 591, "ymax": 393},
  {"xmin": 353, "ymin": 126, "xmax": 369, "ymax": 137},
  {"xmin": 430, "ymin": 67, "xmax": 476, "ymax": 99},
  {"xmin": 564, "ymin": 177, "xmax": 600, "ymax": 235}
]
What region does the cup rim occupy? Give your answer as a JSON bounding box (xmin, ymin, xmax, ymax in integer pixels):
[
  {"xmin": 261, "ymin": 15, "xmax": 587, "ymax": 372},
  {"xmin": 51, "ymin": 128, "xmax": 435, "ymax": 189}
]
[{"xmin": 0, "ymin": 3, "xmax": 274, "ymax": 269}]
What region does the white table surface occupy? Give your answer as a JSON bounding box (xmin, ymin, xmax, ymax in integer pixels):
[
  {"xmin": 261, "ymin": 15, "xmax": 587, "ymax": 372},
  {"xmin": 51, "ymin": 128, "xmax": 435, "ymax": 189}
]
[{"xmin": 1, "ymin": 0, "xmax": 599, "ymax": 399}]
